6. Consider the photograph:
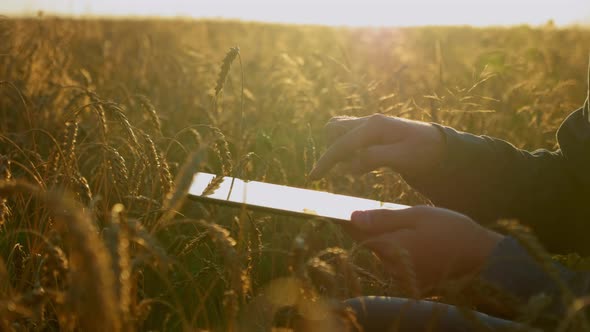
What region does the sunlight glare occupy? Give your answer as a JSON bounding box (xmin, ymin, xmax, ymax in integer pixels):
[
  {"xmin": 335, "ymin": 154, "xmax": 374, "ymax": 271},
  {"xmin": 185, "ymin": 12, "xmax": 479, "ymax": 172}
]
[{"xmin": 4, "ymin": 0, "xmax": 589, "ymax": 26}]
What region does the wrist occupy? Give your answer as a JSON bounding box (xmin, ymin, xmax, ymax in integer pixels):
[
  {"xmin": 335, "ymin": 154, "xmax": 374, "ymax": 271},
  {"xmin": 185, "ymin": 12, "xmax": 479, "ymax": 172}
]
[
  {"xmin": 401, "ymin": 122, "xmax": 447, "ymax": 178},
  {"xmin": 426, "ymin": 123, "xmax": 448, "ymax": 170}
]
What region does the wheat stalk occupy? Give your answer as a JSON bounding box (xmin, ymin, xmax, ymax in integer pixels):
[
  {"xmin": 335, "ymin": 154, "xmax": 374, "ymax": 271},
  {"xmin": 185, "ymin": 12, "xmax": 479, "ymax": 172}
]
[
  {"xmin": 142, "ymin": 132, "xmax": 172, "ymax": 195},
  {"xmin": 61, "ymin": 120, "xmax": 79, "ymax": 168},
  {"xmin": 157, "ymin": 148, "xmax": 204, "ymax": 228},
  {"xmin": 214, "ymin": 46, "xmax": 240, "ymax": 98},
  {"xmin": 71, "ymin": 171, "xmax": 93, "ymax": 204},
  {"xmin": 103, "ymin": 145, "xmax": 129, "ymax": 189},
  {"xmin": 109, "ymin": 103, "xmax": 140, "ymax": 149},
  {"xmin": 40, "ymin": 242, "xmax": 69, "ymax": 289},
  {"xmin": 213, "ymin": 130, "xmax": 233, "ymax": 175},
  {"xmin": 133, "ymin": 94, "xmax": 162, "ymax": 136},
  {"xmin": 585, "ymin": 54, "xmax": 590, "ymax": 123},
  {"xmin": 0, "ymin": 180, "xmax": 120, "ymax": 331},
  {"xmin": 95, "ymin": 104, "xmax": 108, "ymax": 143},
  {"xmin": 110, "ymin": 203, "xmax": 131, "ymax": 328},
  {"xmin": 0, "ymin": 156, "xmax": 11, "ymax": 228},
  {"xmin": 201, "ymin": 174, "xmax": 224, "ymax": 197}
]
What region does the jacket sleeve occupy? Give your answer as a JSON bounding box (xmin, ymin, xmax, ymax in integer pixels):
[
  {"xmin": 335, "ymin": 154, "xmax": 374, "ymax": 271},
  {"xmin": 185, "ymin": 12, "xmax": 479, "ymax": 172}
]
[
  {"xmin": 480, "ymin": 236, "xmax": 590, "ymax": 320},
  {"xmin": 403, "ymin": 107, "xmax": 590, "ymax": 254}
]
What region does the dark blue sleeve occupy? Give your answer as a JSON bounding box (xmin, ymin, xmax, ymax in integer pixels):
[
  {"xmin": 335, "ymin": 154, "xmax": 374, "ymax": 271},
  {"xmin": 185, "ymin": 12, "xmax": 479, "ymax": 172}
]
[
  {"xmin": 403, "ymin": 107, "xmax": 590, "ymax": 255},
  {"xmin": 480, "ymin": 236, "xmax": 590, "ymax": 317}
]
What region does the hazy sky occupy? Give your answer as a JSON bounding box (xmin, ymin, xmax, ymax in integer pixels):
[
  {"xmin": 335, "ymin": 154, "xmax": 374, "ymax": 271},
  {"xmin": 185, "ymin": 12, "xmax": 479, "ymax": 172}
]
[{"xmin": 2, "ymin": 0, "xmax": 589, "ymax": 27}]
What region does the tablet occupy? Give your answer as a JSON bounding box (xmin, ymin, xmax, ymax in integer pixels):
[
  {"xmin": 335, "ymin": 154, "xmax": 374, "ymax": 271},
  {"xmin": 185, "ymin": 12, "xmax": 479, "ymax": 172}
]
[{"xmin": 187, "ymin": 172, "xmax": 409, "ymax": 222}]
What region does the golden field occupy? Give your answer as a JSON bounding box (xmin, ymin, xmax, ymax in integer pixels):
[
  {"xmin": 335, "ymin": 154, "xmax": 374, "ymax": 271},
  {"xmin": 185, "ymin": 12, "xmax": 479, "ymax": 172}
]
[{"xmin": 0, "ymin": 17, "xmax": 589, "ymax": 331}]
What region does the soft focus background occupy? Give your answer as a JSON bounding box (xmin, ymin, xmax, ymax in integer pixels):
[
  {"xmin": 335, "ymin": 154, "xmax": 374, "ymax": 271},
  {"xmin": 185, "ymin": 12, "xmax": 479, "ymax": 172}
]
[
  {"xmin": 3, "ymin": 0, "xmax": 590, "ymax": 26},
  {"xmin": 0, "ymin": 1, "xmax": 590, "ymax": 331}
]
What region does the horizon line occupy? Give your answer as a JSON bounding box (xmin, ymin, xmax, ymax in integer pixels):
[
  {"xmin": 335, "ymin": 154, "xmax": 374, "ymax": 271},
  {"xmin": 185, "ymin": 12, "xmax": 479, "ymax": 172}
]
[{"xmin": 3, "ymin": 11, "xmax": 590, "ymax": 29}]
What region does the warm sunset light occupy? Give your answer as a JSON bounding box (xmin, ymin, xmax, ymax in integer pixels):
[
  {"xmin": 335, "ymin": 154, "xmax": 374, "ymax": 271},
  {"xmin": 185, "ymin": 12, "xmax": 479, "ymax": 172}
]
[
  {"xmin": 3, "ymin": 0, "xmax": 590, "ymax": 26},
  {"xmin": 3, "ymin": 0, "xmax": 590, "ymax": 326}
]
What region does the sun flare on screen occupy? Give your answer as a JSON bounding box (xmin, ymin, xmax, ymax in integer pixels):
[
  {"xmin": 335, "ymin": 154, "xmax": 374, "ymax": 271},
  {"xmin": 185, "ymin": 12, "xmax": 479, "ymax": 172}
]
[{"xmin": 4, "ymin": 0, "xmax": 589, "ymax": 26}]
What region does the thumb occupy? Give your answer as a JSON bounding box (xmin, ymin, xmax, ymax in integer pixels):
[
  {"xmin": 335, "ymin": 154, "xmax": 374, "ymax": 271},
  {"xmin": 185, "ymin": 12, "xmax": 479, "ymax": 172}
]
[{"xmin": 350, "ymin": 208, "xmax": 416, "ymax": 234}]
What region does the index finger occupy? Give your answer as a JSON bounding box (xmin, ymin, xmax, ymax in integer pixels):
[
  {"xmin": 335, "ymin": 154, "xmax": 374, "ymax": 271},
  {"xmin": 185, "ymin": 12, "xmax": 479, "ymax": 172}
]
[
  {"xmin": 309, "ymin": 121, "xmax": 377, "ymax": 180},
  {"xmin": 324, "ymin": 116, "xmax": 368, "ymax": 144}
]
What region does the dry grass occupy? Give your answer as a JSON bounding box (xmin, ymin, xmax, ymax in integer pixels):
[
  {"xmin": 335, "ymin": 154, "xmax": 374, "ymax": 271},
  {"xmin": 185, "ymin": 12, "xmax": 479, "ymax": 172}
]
[{"xmin": 0, "ymin": 16, "xmax": 589, "ymax": 331}]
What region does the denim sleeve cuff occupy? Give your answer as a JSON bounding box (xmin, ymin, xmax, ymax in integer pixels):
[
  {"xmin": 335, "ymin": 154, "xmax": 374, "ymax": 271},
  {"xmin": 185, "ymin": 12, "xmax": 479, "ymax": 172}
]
[
  {"xmin": 481, "ymin": 236, "xmax": 560, "ymax": 296},
  {"xmin": 480, "ymin": 236, "xmax": 572, "ymax": 315}
]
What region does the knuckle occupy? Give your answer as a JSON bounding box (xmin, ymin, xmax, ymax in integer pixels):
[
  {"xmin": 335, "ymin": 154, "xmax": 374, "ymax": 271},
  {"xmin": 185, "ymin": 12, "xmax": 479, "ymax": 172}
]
[
  {"xmin": 329, "ymin": 115, "xmax": 346, "ymax": 121},
  {"xmin": 326, "ymin": 117, "xmax": 340, "ymax": 126},
  {"xmin": 413, "ymin": 205, "xmax": 433, "ymax": 213},
  {"xmin": 324, "ymin": 121, "xmax": 344, "ymax": 132},
  {"xmin": 324, "ymin": 116, "xmax": 353, "ymax": 134},
  {"xmin": 368, "ymin": 113, "xmax": 386, "ymax": 125},
  {"xmin": 373, "ymin": 208, "xmax": 395, "ymax": 220},
  {"xmin": 408, "ymin": 205, "xmax": 433, "ymax": 217},
  {"xmin": 327, "ymin": 115, "xmax": 354, "ymax": 125}
]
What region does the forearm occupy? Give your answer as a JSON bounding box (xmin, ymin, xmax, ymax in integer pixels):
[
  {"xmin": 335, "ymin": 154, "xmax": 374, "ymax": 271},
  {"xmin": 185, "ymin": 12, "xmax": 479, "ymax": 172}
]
[
  {"xmin": 403, "ymin": 125, "xmax": 570, "ymax": 222},
  {"xmin": 403, "ymin": 108, "xmax": 590, "ymax": 254}
]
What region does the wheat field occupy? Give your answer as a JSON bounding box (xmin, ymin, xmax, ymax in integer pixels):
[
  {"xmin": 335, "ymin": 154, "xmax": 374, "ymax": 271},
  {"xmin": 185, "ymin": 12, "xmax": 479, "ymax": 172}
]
[{"xmin": 0, "ymin": 16, "xmax": 589, "ymax": 331}]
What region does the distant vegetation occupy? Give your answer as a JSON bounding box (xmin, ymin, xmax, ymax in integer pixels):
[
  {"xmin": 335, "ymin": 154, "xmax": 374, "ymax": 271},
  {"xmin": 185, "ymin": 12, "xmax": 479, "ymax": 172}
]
[{"xmin": 0, "ymin": 17, "xmax": 589, "ymax": 331}]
